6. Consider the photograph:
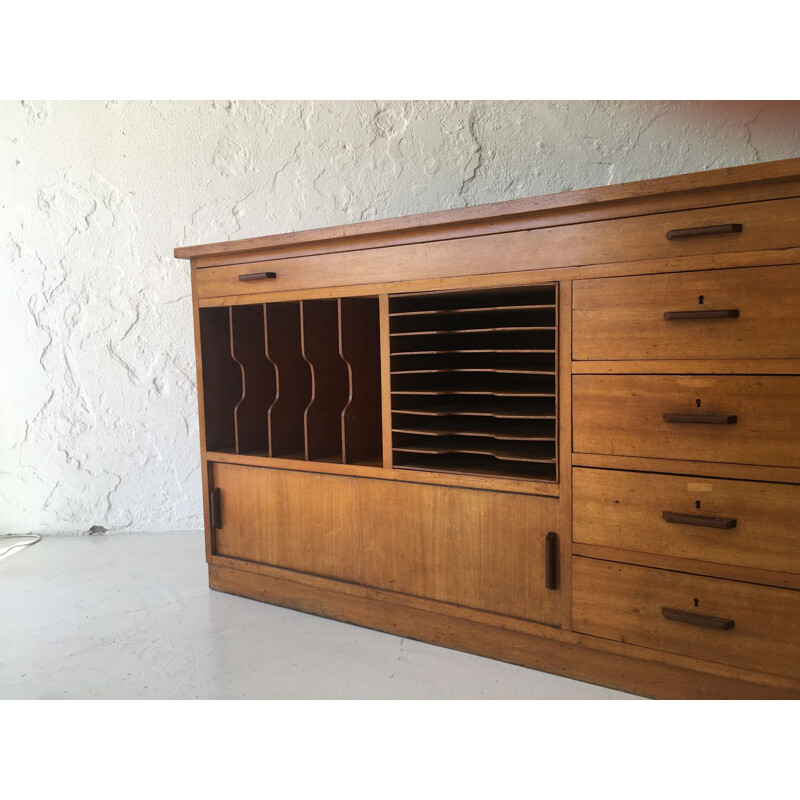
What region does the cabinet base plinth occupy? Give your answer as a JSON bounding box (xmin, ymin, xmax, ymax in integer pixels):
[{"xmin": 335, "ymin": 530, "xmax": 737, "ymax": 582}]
[{"xmin": 208, "ymin": 562, "xmax": 800, "ymax": 700}]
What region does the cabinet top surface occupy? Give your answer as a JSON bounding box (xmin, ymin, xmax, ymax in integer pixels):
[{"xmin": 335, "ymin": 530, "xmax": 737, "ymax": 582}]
[{"xmin": 174, "ymin": 157, "xmax": 800, "ymax": 261}]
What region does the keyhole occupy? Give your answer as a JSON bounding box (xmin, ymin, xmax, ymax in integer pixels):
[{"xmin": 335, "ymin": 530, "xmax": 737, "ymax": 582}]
[
  {"xmin": 693, "ymin": 598, "xmax": 699, "ymax": 607},
  {"xmin": 696, "ymin": 398, "xmax": 702, "ymax": 408},
  {"xmin": 698, "ymin": 295, "xmax": 705, "ymax": 305},
  {"xmin": 695, "ymin": 500, "xmax": 701, "ymax": 509}
]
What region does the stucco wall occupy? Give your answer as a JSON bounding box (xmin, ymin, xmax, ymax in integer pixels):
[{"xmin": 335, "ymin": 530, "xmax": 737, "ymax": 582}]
[{"xmin": 2, "ymin": 100, "xmax": 799, "ymax": 534}]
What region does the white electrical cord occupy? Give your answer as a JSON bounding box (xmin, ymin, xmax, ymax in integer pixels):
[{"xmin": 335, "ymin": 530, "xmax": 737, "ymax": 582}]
[{"xmin": 0, "ymin": 535, "xmax": 41, "ymax": 561}]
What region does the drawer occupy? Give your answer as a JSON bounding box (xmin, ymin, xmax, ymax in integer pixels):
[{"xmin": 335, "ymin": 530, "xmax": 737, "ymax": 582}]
[
  {"xmin": 573, "ymin": 375, "xmax": 800, "ymax": 468},
  {"xmin": 573, "ymin": 558, "xmax": 800, "ymax": 678},
  {"xmin": 195, "ymin": 197, "xmax": 800, "ymax": 300},
  {"xmin": 196, "ymin": 257, "xmax": 354, "ymax": 299},
  {"xmin": 573, "ymin": 468, "xmax": 800, "ymax": 574},
  {"xmin": 573, "ymin": 265, "xmax": 800, "ymax": 360},
  {"xmin": 210, "ymin": 463, "xmax": 561, "ymax": 624}
]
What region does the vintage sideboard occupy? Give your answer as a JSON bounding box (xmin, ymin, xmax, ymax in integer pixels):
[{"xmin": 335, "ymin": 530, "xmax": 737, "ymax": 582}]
[{"xmin": 176, "ymin": 157, "xmax": 800, "ymax": 699}]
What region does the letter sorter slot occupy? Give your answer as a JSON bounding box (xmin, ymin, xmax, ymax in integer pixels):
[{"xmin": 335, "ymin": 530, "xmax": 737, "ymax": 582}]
[
  {"xmin": 198, "ymin": 297, "xmax": 382, "ymax": 465},
  {"xmin": 388, "ymin": 284, "xmax": 559, "ymax": 480}
]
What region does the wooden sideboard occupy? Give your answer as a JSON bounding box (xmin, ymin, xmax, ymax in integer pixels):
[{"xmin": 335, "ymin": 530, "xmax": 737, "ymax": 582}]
[{"xmin": 176, "ymin": 157, "xmax": 800, "ymax": 699}]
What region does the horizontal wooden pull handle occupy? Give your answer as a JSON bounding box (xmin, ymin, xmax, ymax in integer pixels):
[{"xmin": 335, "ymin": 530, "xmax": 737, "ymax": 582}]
[
  {"xmin": 664, "ymin": 309, "xmax": 739, "ymax": 321},
  {"xmin": 238, "ymin": 271, "xmax": 277, "ymax": 282},
  {"xmin": 662, "ymin": 510, "xmax": 737, "ymax": 529},
  {"xmin": 663, "ymin": 412, "xmax": 737, "ymax": 425},
  {"xmin": 666, "ymin": 223, "xmax": 743, "ymax": 240},
  {"xmin": 662, "ymin": 607, "xmax": 735, "ymax": 630}
]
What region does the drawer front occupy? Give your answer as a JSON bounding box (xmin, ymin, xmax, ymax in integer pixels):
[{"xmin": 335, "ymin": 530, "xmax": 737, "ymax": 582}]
[
  {"xmin": 210, "ymin": 463, "xmax": 561, "ymax": 624},
  {"xmin": 573, "ymin": 557, "xmax": 800, "ymax": 678},
  {"xmin": 195, "ymin": 197, "xmax": 800, "ymax": 299},
  {"xmin": 573, "ymin": 265, "xmax": 800, "ymax": 360},
  {"xmin": 573, "ymin": 375, "xmax": 800, "ymax": 467},
  {"xmin": 196, "ymin": 258, "xmax": 353, "ymax": 299},
  {"xmin": 573, "ymin": 468, "xmax": 800, "ymax": 574}
]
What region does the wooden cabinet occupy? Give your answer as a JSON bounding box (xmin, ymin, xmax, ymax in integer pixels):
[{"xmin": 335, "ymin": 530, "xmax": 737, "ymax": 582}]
[{"xmin": 178, "ymin": 157, "xmax": 800, "ymax": 699}]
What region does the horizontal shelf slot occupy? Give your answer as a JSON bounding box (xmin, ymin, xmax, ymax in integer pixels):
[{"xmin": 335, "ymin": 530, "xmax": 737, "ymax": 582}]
[
  {"xmin": 391, "ymin": 348, "xmax": 555, "ymax": 357},
  {"xmin": 390, "ymin": 331, "xmax": 555, "ymax": 354},
  {"xmin": 390, "ymin": 326, "xmax": 556, "ymax": 336},
  {"xmin": 393, "ymin": 408, "xmax": 556, "ymax": 420},
  {"xmin": 391, "ymin": 372, "xmax": 556, "ymax": 394},
  {"xmin": 388, "ymin": 284, "xmax": 556, "ymax": 314},
  {"xmin": 392, "ymin": 394, "xmax": 555, "ymax": 416},
  {"xmin": 389, "ymin": 303, "xmax": 555, "ymax": 317},
  {"xmin": 393, "ymin": 453, "xmax": 558, "ymax": 481},
  {"xmin": 392, "ymin": 367, "xmax": 556, "ymax": 376},
  {"xmin": 390, "ymin": 309, "xmax": 556, "ymax": 334},
  {"xmin": 392, "ymin": 414, "xmax": 556, "ymax": 440},
  {"xmin": 393, "ymin": 433, "xmax": 556, "ymax": 463},
  {"xmin": 392, "ymin": 389, "xmax": 555, "ymax": 398}
]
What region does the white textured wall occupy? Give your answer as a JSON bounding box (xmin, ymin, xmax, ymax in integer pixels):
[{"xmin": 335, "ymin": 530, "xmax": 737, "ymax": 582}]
[{"xmin": 2, "ymin": 100, "xmax": 799, "ymax": 534}]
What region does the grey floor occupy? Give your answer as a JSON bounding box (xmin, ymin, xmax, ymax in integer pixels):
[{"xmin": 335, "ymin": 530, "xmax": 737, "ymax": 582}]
[{"xmin": 0, "ymin": 532, "xmax": 639, "ymax": 699}]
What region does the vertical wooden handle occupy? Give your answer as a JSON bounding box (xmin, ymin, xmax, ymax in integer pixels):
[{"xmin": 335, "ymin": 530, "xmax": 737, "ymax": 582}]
[
  {"xmin": 545, "ymin": 531, "xmax": 558, "ymax": 590},
  {"xmin": 210, "ymin": 487, "xmax": 222, "ymax": 529}
]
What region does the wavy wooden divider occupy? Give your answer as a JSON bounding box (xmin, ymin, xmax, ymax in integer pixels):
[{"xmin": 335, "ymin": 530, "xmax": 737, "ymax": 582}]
[
  {"xmin": 201, "ymin": 298, "xmax": 383, "ymax": 464},
  {"xmin": 301, "ymin": 299, "xmax": 350, "ymax": 461},
  {"xmin": 339, "ymin": 297, "xmax": 382, "ymax": 464},
  {"xmin": 264, "ymin": 301, "xmax": 311, "ymax": 458},
  {"xmin": 230, "ymin": 304, "xmax": 276, "ymax": 454},
  {"xmin": 199, "ymin": 306, "xmax": 242, "ymax": 451}
]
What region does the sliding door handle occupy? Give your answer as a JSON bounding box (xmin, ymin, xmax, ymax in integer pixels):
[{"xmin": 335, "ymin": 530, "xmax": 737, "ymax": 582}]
[
  {"xmin": 545, "ymin": 531, "xmax": 558, "ymax": 590},
  {"xmin": 210, "ymin": 487, "xmax": 222, "ymax": 529}
]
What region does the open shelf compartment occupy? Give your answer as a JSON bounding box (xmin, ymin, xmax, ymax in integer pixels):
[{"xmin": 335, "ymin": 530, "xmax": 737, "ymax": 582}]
[
  {"xmin": 388, "ymin": 284, "xmax": 558, "ymax": 481},
  {"xmin": 198, "ymin": 297, "xmax": 382, "ymax": 466}
]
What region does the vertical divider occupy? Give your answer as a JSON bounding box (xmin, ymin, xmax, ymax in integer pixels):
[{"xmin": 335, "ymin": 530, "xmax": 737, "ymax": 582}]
[
  {"xmin": 230, "ymin": 304, "xmax": 276, "ymax": 454},
  {"xmin": 265, "ymin": 301, "xmax": 311, "ymax": 458},
  {"xmin": 198, "ymin": 306, "xmax": 242, "ymax": 452},
  {"xmin": 556, "ymin": 280, "xmax": 573, "ymax": 631},
  {"xmin": 378, "ymin": 295, "xmax": 394, "ymax": 469},
  {"xmin": 339, "ymin": 297, "xmax": 382, "ymax": 464},
  {"xmin": 301, "ymin": 299, "xmax": 350, "ymax": 461}
]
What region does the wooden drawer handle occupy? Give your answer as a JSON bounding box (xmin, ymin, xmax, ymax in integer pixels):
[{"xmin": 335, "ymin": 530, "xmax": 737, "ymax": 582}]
[
  {"xmin": 662, "ymin": 510, "xmax": 737, "ymax": 529},
  {"xmin": 666, "ymin": 223, "xmax": 743, "ymax": 240},
  {"xmin": 663, "ymin": 412, "xmax": 737, "ymax": 425},
  {"xmin": 238, "ymin": 271, "xmax": 278, "ymax": 282},
  {"xmin": 545, "ymin": 531, "xmax": 558, "ymax": 590},
  {"xmin": 664, "ymin": 309, "xmax": 739, "ymax": 321},
  {"xmin": 662, "ymin": 607, "xmax": 735, "ymax": 630}
]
